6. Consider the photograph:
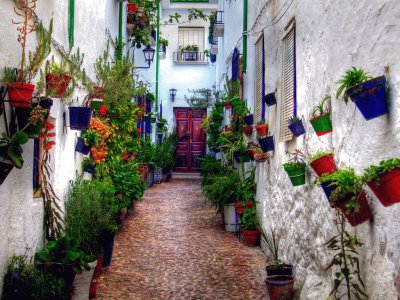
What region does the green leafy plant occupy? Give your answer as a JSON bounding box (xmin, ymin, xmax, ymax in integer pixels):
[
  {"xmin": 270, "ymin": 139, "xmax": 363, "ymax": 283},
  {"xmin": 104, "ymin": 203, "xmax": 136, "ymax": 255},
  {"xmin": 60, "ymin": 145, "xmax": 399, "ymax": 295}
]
[
  {"xmin": 336, "ymin": 67, "xmax": 372, "ymax": 104},
  {"xmin": 325, "ymin": 209, "xmax": 367, "ymax": 299},
  {"xmin": 0, "ymin": 131, "xmax": 29, "ymax": 168},
  {"xmin": 2, "ymin": 67, "xmax": 17, "ymax": 84},
  {"xmin": 309, "ymin": 150, "xmax": 332, "ymax": 164},
  {"xmin": 81, "ymin": 130, "xmax": 99, "ymax": 147},
  {"xmin": 311, "ymin": 96, "xmax": 331, "ymax": 119},
  {"xmin": 288, "ymin": 116, "xmax": 300, "ymax": 125},
  {"xmin": 240, "ymin": 207, "xmax": 258, "ymax": 230},
  {"xmin": 363, "ymin": 158, "xmax": 400, "ymax": 183},
  {"xmin": 159, "ymin": 36, "xmax": 169, "ymax": 47},
  {"xmin": 185, "ymin": 88, "xmax": 212, "ymax": 109},
  {"xmin": 223, "ymin": 75, "xmax": 240, "ymax": 102},
  {"xmin": 256, "ymin": 119, "xmax": 266, "ymax": 126},
  {"xmin": 261, "ymin": 228, "xmax": 283, "ymax": 266}
]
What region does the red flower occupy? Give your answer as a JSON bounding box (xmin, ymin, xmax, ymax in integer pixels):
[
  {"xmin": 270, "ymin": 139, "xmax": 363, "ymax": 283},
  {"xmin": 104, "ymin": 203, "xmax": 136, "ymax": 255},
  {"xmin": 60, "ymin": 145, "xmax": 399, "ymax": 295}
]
[
  {"xmin": 47, "ymin": 133, "xmax": 56, "ymax": 137},
  {"xmin": 137, "ymin": 128, "xmax": 142, "ymax": 134}
]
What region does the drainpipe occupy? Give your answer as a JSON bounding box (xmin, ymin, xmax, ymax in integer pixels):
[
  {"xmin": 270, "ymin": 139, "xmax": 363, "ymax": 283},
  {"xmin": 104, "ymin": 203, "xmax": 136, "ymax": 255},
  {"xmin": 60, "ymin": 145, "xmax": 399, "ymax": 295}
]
[
  {"xmin": 155, "ymin": 1, "xmax": 161, "ymax": 114},
  {"xmin": 116, "ymin": 1, "xmax": 123, "ymax": 61},
  {"xmin": 68, "ymin": 0, "xmax": 75, "ymax": 48},
  {"xmin": 242, "ymin": 0, "xmax": 248, "ymax": 74}
]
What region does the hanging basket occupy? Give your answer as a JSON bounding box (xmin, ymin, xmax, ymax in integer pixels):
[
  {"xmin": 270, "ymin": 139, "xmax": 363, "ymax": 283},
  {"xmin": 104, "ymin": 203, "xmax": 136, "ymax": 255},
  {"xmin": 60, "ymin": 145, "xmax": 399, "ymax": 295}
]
[
  {"xmin": 335, "ymin": 192, "xmax": 372, "ymax": 227},
  {"xmin": 283, "ymin": 163, "xmax": 306, "ymax": 186},
  {"xmin": 288, "ymin": 119, "xmax": 305, "ymax": 137},
  {"xmin": 46, "ymin": 73, "xmax": 71, "ymax": 98},
  {"xmin": 15, "ymin": 107, "xmax": 44, "ymax": 138},
  {"xmin": 215, "ymin": 102, "xmax": 224, "ymax": 114},
  {"xmin": 310, "ymin": 113, "xmax": 332, "ymax": 136},
  {"xmin": 258, "ymin": 136, "xmax": 274, "ymax": 152},
  {"xmin": 69, "ymin": 107, "xmax": 93, "ymax": 130},
  {"xmin": 347, "ymin": 76, "xmax": 388, "ymax": 121},
  {"xmin": 310, "ymin": 154, "xmax": 337, "ymax": 177},
  {"xmin": 367, "ymin": 168, "xmax": 400, "ymax": 207},
  {"xmin": 244, "ymin": 114, "xmax": 254, "ymax": 125},
  {"xmin": 7, "ymin": 82, "xmax": 35, "ymax": 107},
  {"xmin": 263, "ymin": 92, "xmax": 277, "ymax": 107},
  {"xmin": 75, "ymin": 137, "xmax": 92, "ymax": 155}
]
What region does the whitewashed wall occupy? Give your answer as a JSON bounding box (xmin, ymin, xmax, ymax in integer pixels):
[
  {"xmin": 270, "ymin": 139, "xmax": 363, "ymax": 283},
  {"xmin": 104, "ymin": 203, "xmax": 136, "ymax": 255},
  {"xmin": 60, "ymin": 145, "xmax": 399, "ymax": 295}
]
[
  {"xmin": 218, "ymin": 0, "xmax": 400, "ymax": 298},
  {"xmin": 0, "ymin": 0, "xmax": 124, "ymax": 294}
]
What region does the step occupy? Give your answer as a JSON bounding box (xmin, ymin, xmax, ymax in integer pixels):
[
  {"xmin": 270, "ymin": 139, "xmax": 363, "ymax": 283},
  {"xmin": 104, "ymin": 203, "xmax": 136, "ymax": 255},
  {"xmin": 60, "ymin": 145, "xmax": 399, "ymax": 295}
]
[{"xmin": 171, "ymin": 172, "xmax": 202, "ymax": 180}]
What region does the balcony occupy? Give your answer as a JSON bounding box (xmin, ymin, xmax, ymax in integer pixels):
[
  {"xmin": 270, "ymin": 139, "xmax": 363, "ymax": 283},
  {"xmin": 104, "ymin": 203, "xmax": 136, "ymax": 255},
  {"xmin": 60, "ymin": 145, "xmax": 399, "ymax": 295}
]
[
  {"xmin": 173, "ymin": 51, "xmax": 209, "ymax": 64},
  {"xmin": 213, "ymin": 11, "xmax": 224, "ymax": 37}
]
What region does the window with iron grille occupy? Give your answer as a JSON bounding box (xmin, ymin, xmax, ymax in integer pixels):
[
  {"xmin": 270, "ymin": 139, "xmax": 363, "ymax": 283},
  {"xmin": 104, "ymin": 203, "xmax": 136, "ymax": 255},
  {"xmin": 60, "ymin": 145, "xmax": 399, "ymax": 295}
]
[
  {"xmin": 178, "ymin": 27, "xmax": 205, "ymax": 50},
  {"xmin": 279, "ymin": 22, "xmax": 296, "ymax": 142},
  {"xmin": 231, "ymin": 48, "xmax": 240, "ymax": 81},
  {"xmin": 254, "ymin": 35, "xmax": 264, "ymax": 124}
]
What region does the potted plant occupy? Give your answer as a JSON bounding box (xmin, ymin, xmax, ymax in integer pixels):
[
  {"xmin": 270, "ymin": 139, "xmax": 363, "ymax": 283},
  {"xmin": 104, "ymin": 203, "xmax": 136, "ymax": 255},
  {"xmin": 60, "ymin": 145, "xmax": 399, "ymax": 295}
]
[
  {"xmin": 69, "ymin": 95, "xmax": 94, "ymax": 131},
  {"xmin": 288, "ymin": 116, "xmax": 305, "ymax": 137},
  {"xmin": 75, "ymin": 130, "xmax": 99, "ymax": 155},
  {"xmin": 282, "ymin": 150, "xmax": 306, "ymax": 187},
  {"xmin": 319, "ymin": 168, "xmax": 373, "ymax": 226},
  {"xmin": 309, "ymin": 150, "xmax": 337, "ymax": 178},
  {"xmin": 363, "ymin": 158, "xmax": 400, "ymax": 207},
  {"xmin": 336, "ymin": 67, "xmax": 387, "ymax": 120},
  {"xmin": 263, "ymin": 92, "xmax": 277, "ymax": 106},
  {"xmin": 180, "ymin": 45, "xmax": 199, "ymax": 61},
  {"xmin": 255, "ymin": 119, "xmax": 268, "ymax": 137},
  {"xmin": 229, "ymin": 96, "xmax": 246, "ymax": 115},
  {"xmin": 159, "ymin": 36, "xmax": 168, "ymax": 54},
  {"xmin": 253, "ymin": 147, "xmax": 269, "ymax": 163},
  {"xmin": 127, "ymin": 1, "xmax": 137, "ymax": 14},
  {"xmin": 310, "ymin": 96, "xmax": 332, "ymax": 136},
  {"xmin": 258, "ymin": 132, "xmax": 274, "ymax": 153},
  {"xmin": 239, "ymin": 207, "xmax": 260, "ymax": 246},
  {"xmin": 243, "ymin": 124, "xmax": 253, "ymax": 135}
]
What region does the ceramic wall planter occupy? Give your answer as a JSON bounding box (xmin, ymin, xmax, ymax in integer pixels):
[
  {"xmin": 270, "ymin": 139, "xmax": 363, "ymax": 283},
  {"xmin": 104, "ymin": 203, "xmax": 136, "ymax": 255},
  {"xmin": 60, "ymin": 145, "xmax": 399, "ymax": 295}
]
[
  {"xmin": 288, "ymin": 119, "xmax": 305, "ymax": 137},
  {"xmin": 265, "ymin": 275, "xmax": 295, "ymax": 300},
  {"xmin": 244, "ymin": 114, "xmax": 254, "ymax": 125},
  {"xmin": 320, "ymin": 180, "xmax": 337, "ymax": 202},
  {"xmin": 254, "ymin": 153, "xmax": 269, "ymax": 163},
  {"xmin": 46, "ymin": 73, "xmax": 71, "ymax": 98},
  {"xmin": 242, "ymin": 229, "xmax": 260, "ymax": 246},
  {"xmin": 255, "ymin": 124, "xmax": 268, "ymax": 137},
  {"xmin": 347, "ymin": 76, "xmax": 387, "ymax": 120},
  {"xmin": 283, "ymin": 163, "xmax": 306, "ymax": 186},
  {"xmin": 263, "ymin": 92, "xmax": 277, "ymax": 106},
  {"xmin": 7, "ymin": 82, "xmax": 35, "ymax": 107},
  {"xmin": 0, "ymin": 158, "xmax": 14, "ymax": 185},
  {"xmin": 336, "ymin": 192, "xmax": 372, "ymax": 227},
  {"xmin": 258, "ymin": 136, "xmax": 274, "ymax": 152},
  {"xmin": 69, "ymin": 107, "xmax": 93, "ymax": 130},
  {"xmin": 233, "ymin": 152, "xmax": 250, "ymax": 163},
  {"xmin": 127, "ymin": 3, "xmax": 136, "ymax": 13},
  {"xmin": 15, "ymin": 107, "xmax": 44, "ymax": 138},
  {"xmin": 310, "ymin": 113, "xmax": 332, "ymax": 136},
  {"xmin": 243, "ymin": 125, "xmax": 253, "ymax": 135},
  {"xmin": 93, "ymin": 86, "xmax": 105, "ymax": 99},
  {"xmin": 75, "ymin": 137, "xmax": 92, "ymax": 155},
  {"xmin": 367, "ymin": 168, "xmax": 400, "ymax": 207},
  {"xmin": 310, "ymin": 154, "xmax": 337, "ymax": 177}
]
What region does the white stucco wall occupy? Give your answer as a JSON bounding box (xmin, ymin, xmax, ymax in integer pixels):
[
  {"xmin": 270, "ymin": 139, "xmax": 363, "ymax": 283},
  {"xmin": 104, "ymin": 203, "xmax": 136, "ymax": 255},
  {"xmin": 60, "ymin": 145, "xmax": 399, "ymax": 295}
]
[
  {"xmin": 218, "ymin": 0, "xmax": 400, "ymax": 298},
  {"xmin": 0, "ymin": 0, "xmax": 124, "ymax": 294}
]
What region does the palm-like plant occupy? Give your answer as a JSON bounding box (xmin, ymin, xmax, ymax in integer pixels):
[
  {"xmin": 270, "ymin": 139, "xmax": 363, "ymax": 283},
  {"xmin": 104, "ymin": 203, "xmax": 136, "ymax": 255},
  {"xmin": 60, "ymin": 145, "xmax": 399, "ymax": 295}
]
[
  {"xmin": 311, "ymin": 96, "xmax": 331, "ymax": 119},
  {"xmin": 336, "ymin": 67, "xmax": 372, "ymax": 104}
]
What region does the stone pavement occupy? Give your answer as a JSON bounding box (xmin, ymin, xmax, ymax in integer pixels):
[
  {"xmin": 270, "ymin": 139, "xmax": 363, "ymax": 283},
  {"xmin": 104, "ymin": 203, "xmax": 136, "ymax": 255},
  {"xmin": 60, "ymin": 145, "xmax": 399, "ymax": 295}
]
[{"xmin": 97, "ymin": 179, "xmax": 268, "ymax": 300}]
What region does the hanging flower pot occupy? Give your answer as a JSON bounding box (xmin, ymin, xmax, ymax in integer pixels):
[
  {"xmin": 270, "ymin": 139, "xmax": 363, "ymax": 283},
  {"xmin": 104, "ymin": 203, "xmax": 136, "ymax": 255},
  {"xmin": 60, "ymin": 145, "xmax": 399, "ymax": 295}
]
[
  {"xmin": 223, "ymin": 101, "xmax": 231, "ymax": 110},
  {"xmin": 234, "ymin": 151, "xmax": 250, "ymax": 163},
  {"xmin": 127, "ymin": 3, "xmax": 136, "ymax": 13},
  {"xmin": 7, "ymin": 82, "xmax": 35, "ymax": 107},
  {"xmin": 243, "ymin": 125, "xmax": 253, "ymax": 135},
  {"xmin": 0, "ymin": 158, "xmax": 14, "ymax": 185},
  {"xmin": 288, "ymin": 119, "xmax": 305, "ymax": 137},
  {"xmin": 310, "ymin": 153, "xmax": 337, "ymax": 177},
  {"xmin": 255, "ymin": 123, "xmax": 268, "ymax": 137},
  {"xmin": 69, "ymin": 107, "xmax": 93, "ymax": 130},
  {"xmin": 46, "ymin": 73, "xmax": 71, "ymax": 98},
  {"xmin": 84, "ymin": 164, "xmax": 95, "ymax": 174},
  {"xmin": 247, "ymin": 149, "xmax": 255, "ymax": 161},
  {"xmin": 254, "ymin": 153, "xmax": 269, "ymax": 163},
  {"xmin": 99, "ymin": 102, "xmax": 107, "ymax": 117},
  {"xmin": 263, "ymin": 92, "xmax": 277, "ymax": 107},
  {"xmin": 265, "ymin": 276, "xmax": 295, "ymax": 300},
  {"xmin": 347, "ymin": 76, "xmax": 387, "ymax": 121},
  {"xmin": 336, "ymin": 192, "xmax": 372, "ymax": 227},
  {"xmin": 320, "ymin": 180, "xmax": 337, "ymax": 202},
  {"xmin": 242, "ymin": 229, "xmax": 260, "ymax": 246},
  {"xmin": 310, "ymin": 113, "xmax": 332, "ymax": 136},
  {"xmin": 136, "ymin": 6, "xmax": 144, "ymax": 18},
  {"xmin": 244, "ymin": 114, "xmax": 254, "ymax": 125},
  {"xmin": 215, "ymin": 102, "xmax": 224, "ymax": 114},
  {"xmin": 75, "ymin": 137, "xmax": 92, "ymax": 155},
  {"xmin": 367, "ymin": 168, "xmax": 400, "ymax": 207},
  {"xmin": 15, "ymin": 107, "xmax": 45, "ymax": 138},
  {"xmin": 39, "ymin": 98, "xmax": 53, "ymax": 117},
  {"xmin": 283, "ymin": 163, "xmax": 306, "ymax": 186},
  {"xmin": 258, "ymin": 136, "xmax": 274, "ymax": 152}
]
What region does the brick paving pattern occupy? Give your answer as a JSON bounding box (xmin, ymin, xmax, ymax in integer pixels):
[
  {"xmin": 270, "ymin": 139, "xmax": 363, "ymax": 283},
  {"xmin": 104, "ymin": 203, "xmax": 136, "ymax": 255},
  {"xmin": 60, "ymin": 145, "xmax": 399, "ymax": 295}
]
[{"xmin": 97, "ymin": 179, "xmax": 268, "ymax": 299}]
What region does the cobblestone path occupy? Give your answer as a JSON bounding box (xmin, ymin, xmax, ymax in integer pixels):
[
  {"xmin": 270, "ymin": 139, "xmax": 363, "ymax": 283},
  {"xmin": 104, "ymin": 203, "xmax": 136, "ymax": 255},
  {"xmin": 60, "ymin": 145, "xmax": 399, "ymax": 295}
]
[{"xmin": 97, "ymin": 179, "xmax": 267, "ymax": 299}]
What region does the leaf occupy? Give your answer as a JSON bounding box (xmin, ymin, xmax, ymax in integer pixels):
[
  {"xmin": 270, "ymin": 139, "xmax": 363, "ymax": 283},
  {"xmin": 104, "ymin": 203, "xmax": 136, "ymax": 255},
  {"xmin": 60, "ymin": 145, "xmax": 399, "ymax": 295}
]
[
  {"xmin": 12, "ymin": 131, "xmax": 29, "ymax": 145},
  {"xmin": 7, "ymin": 145, "xmax": 23, "ymax": 168}
]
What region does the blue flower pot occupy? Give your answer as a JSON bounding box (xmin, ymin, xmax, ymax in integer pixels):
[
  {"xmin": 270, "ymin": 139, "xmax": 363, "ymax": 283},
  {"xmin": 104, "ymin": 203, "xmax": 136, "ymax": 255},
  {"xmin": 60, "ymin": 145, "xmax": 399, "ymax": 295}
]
[
  {"xmin": 288, "ymin": 119, "xmax": 306, "ymax": 137},
  {"xmin": 233, "ymin": 152, "xmax": 250, "ymax": 163},
  {"xmin": 84, "ymin": 164, "xmax": 95, "ymax": 174},
  {"xmin": 69, "ymin": 107, "xmax": 93, "ymax": 130},
  {"xmin": 347, "ymin": 76, "xmax": 387, "ymax": 120},
  {"xmin": 263, "ymin": 92, "xmax": 277, "ymax": 106},
  {"xmin": 75, "ymin": 137, "xmax": 92, "ymax": 155},
  {"xmin": 321, "ymin": 180, "xmax": 337, "ymax": 202},
  {"xmin": 258, "ymin": 136, "xmax": 274, "ymax": 152},
  {"xmin": 244, "ymin": 114, "xmax": 254, "ymax": 125}
]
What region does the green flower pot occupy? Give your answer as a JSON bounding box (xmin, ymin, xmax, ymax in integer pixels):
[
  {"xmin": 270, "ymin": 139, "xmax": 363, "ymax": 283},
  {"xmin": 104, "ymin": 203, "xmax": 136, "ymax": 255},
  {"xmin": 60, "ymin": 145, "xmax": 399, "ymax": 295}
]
[
  {"xmin": 283, "ymin": 163, "xmax": 306, "ymax": 186},
  {"xmin": 310, "ymin": 114, "xmax": 332, "ymax": 136}
]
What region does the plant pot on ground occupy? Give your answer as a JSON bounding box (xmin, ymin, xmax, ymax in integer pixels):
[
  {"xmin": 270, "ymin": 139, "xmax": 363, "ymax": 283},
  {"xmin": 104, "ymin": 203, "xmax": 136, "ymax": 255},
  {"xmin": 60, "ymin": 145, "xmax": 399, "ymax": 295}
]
[
  {"xmin": 310, "ymin": 96, "xmax": 332, "ymax": 136},
  {"xmin": 309, "ymin": 151, "xmax": 337, "ymax": 177},
  {"xmin": 288, "ymin": 116, "xmax": 305, "ymax": 137},
  {"xmin": 336, "ymin": 67, "xmax": 387, "ymax": 120},
  {"xmin": 239, "ymin": 207, "xmax": 260, "ymax": 246},
  {"xmin": 265, "ymin": 275, "xmax": 295, "ymax": 300},
  {"xmin": 363, "ymin": 158, "xmax": 400, "ymax": 207}
]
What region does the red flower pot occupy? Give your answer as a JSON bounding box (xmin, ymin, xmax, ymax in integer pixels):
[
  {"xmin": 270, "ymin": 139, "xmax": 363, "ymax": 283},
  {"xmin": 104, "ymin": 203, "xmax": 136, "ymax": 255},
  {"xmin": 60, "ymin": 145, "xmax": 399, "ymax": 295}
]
[
  {"xmin": 255, "ymin": 124, "xmax": 269, "ymax": 137},
  {"xmin": 336, "ymin": 192, "xmax": 373, "ymax": 227},
  {"xmin": 367, "ymin": 168, "xmax": 400, "ymax": 207},
  {"xmin": 265, "ymin": 276, "xmax": 295, "ymax": 300},
  {"xmin": 46, "ymin": 73, "xmax": 71, "ymax": 98},
  {"xmin": 7, "ymin": 82, "xmax": 35, "ymax": 107},
  {"xmin": 243, "ymin": 125, "xmax": 253, "ymax": 135},
  {"xmin": 89, "ymin": 254, "xmax": 104, "ymax": 298},
  {"xmin": 242, "ymin": 229, "xmax": 260, "ymax": 246},
  {"xmin": 310, "ymin": 154, "xmax": 337, "ymax": 177},
  {"xmin": 127, "ymin": 3, "xmax": 136, "ymax": 13},
  {"xmin": 254, "ymin": 153, "xmax": 269, "ymax": 163}
]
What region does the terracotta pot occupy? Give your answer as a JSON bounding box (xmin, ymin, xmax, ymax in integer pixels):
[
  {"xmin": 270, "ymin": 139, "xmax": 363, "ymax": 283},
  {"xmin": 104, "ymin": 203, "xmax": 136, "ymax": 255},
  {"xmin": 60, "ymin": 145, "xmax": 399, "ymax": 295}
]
[
  {"xmin": 242, "ymin": 229, "xmax": 260, "ymax": 246},
  {"xmin": 336, "ymin": 192, "xmax": 373, "ymax": 227},
  {"xmin": 310, "ymin": 154, "xmax": 337, "ymax": 177},
  {"xmin": 254, "ymin": 153, "xmax": 269, "ymax": 163},
  {"xmin": 243, "ymin": 125, "xmax": 253, "ymax": 135},
  {"xmin": 265, "ymin": 276, "xmax": 295, "ymax": 300},
  {"xmin": 367, "ymin": 168, "xmax": 400, "ymax": 207},
  {"xmin": 255, "ymin": 123, "xmax": 268, "ymax": 137},
  {"xmin": 46, "ymin": 73, "xmax": 72, "ymax": 98},
  {"xmin": 7, "ymin": 82, "xmax": 35, "ymax": 107}
]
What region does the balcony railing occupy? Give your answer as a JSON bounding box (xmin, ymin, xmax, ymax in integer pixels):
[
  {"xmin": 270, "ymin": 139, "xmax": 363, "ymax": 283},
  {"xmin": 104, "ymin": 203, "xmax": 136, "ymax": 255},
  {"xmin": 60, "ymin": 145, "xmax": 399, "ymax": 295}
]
[
  {"xmin": 215, "ymin": 11, "xmax": 224, "ymax": 25},
  {"xmin": 213, "ymin": 11, "xmax": 224, "ymax": 37},
  {"xmin": 173, "ymin": 51, "xmax": 209, "ymax": 64}
]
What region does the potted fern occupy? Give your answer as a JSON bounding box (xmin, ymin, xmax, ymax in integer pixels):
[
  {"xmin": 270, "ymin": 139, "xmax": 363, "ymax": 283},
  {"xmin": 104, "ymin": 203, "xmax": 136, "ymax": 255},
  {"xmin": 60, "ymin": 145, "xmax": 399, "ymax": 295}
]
[
  {"xmin": 336, "ymin": 67, "xmax": 387, "ymax": 120},
  {"xmin": 310, "ymin": 96, "xmax": 332, "ymax": 136}
]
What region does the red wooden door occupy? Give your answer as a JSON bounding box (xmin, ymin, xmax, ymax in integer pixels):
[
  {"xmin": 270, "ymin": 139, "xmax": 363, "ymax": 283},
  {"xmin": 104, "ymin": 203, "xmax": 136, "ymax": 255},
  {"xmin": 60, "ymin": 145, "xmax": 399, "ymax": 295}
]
[{"xmin": 174, "ymin": 108, "xmax": 206, "ymax": 172}]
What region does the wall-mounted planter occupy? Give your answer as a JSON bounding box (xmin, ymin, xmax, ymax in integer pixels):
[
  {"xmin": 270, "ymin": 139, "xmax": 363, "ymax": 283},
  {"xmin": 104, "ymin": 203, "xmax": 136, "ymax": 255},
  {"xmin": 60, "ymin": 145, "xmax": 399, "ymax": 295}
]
[
  {"xmin": 254, "ymin": 153, "xmax": 269, "ymax": 163},
  {"xmin": 15, "ymin": 107, "xmax": 44, "ymax": 138},
  {"xmin": 265, "ymin": 275, "xmax": 295, "ymax": 300},
  {"xmin": 46, "ymin": 73, "xmax": 71, "ymax": 98},
  {"xmin": 69, "ymin": 107, "xmax": 93, "ymax": 130},
  {"xmin": 84, "ymin": 164, "xmax": 95, "ymax": 174},
  {"xmin": 0, "ymin": 158, "xmax": 14, "ymax": 185},
  {"xmin": 283, "ymin": 163, "xmax": 306, "ymax": 186},
  {"xmin": 310, "ymin": 113, "xmax": 332, "ymax": 136},
  {"xmin": 243, "ymin": 125, "xmax": 253, "ymax": 135},
  {"xmin": 215, "ymin": 102, "xmax": 224, "ymax": 114},
  {"xmin": 310, "ymin": 154, "xmax": 336, "ymax": 177},
  {"xmin": 320, "ymin": 180, "xmax": 337, "ymax": 202},
  {"xmin": 263, "ymin": 92, "xmax": 277, "ymax": 107},
  {"xmin": 75, "ymin": 137, "xmax": 92, "ymax": 155},
  {"xmin": 288, "ymin": 119, "xmax": 305, "ymax": 137},
  {"xmin": 244, "ymin": 114, "xmax": 254, "ymax": 125},
  {"xmin": 255, "ymin": 124, "xmax": 268, "ymax": 137},
  {"xmin": 242, "ymin": 229, "xmax": 260, "ymax": 246},
  {"xmin": 367, "ymin": 168, "xmax": 400, "ymax": 207},
  {"xmin": 347, "ymin": 76, "xmax": 387, "ymax": 121},
  {"xmin": 93, "ymin": 86, "xmax": 105, "ymax": 99},
  {"xmin": 258, "ymin": 136, "xmax": 274, "ymax": 152},
  {"xmin": 336, "ymin": 192, "xmax": 372, "ymax": 226},
  {"xmin": 39, "ymin": 98, "xmax": 53, "ymax": 114},
  {"xmin": 7, "ymin": 82, "xmax": 35, "ymax": 107}
]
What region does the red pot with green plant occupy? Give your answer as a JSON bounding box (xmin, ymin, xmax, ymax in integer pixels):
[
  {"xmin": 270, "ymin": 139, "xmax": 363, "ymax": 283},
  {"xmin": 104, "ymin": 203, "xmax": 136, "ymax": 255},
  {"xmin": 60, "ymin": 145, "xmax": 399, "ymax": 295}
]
[
  {"xmin": 46, "ymin": 73, "xmax": 72, "ymax": 98},
  {"xmin": 364, "ymin": 159, "xmax": 400, "ymax": 207},
  {"xmin": 240, "ymin": 207, "xmax": 259, "ymax": 246},
  {"xmin": 255, "ymin": 120, "xmax": 268, "ymax": 137},
  {"xmin": 8, "ymin": 82, "xmax": 35, "ymax": 107},
  {"xmin": 309, "ymin": 151, "xmax": 337, "ymax": 177},
  {"xmin": 336, "ymin": 192, "xmax": 372, "ymax": 227}
]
